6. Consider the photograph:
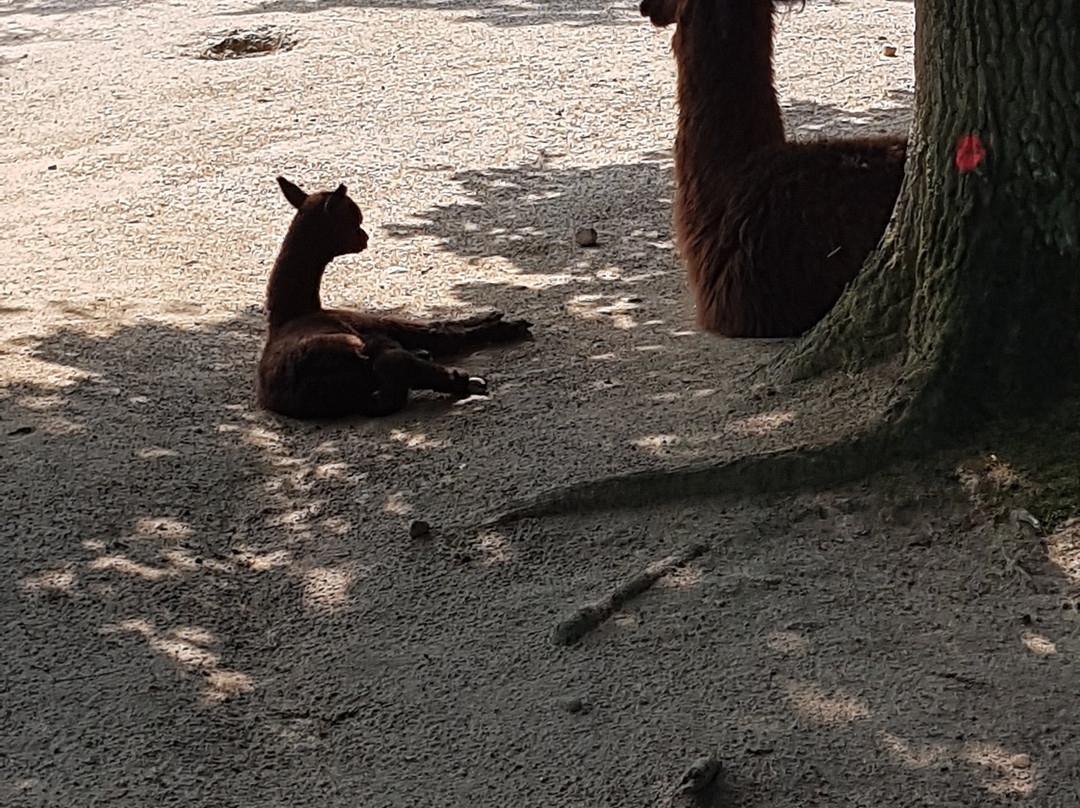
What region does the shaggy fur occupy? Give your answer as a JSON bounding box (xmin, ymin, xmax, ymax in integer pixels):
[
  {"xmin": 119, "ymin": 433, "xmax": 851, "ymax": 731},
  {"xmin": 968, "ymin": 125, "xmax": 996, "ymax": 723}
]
[
  {"xmin": 641, "ymin": 0, "xmax": 907, "ymax": 337},
  {"xmin": 257, "ymin": 177, "xmax": 532, "ymax": 419}
]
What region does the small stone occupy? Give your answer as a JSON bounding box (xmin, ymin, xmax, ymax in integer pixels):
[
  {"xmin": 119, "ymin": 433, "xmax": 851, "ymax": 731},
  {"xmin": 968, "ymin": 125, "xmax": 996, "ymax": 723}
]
[
  {"xmin": 408, "ymin": 520, "xmax": 431, "ymax": 539},
  {"xmin": 674, "ymin": 755, "xmax": 723, "ymax": 795},
  {"xmin": 882, "ymin": 45, "xmax": 898, "ymax": 57},
  {"xmin": 574, "ymin": 226, "xmax": 598, "ymax": 247},
  {"xmin": 47, "ymin": 164, "xmax": 57, "ymax": 170},
  {"xmin": 563, "ymin": 697, "xmax": 584, "ymax": 713},
  {"xmin": 1011, "ymin": 753, "xmax": 1031, "ymax": 769}
]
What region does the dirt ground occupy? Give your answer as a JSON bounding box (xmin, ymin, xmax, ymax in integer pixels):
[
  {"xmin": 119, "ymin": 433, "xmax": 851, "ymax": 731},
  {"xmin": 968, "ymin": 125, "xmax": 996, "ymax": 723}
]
[{"xmin": 3, "ymin": 0, "xmax": 1079, "ymax": 805}]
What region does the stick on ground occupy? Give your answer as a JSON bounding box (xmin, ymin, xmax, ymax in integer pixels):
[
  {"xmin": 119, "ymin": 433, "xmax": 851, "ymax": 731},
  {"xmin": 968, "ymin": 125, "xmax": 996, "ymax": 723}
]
[{"xmin": 551, "ymin": 541, "xmax": 709, "ymax": 646}]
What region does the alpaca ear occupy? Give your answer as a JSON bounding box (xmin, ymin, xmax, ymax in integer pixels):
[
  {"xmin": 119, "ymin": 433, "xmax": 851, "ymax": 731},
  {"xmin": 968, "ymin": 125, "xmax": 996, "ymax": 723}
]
[
  {"xmin": 324, "ymin": 183, "xmax": 348, "ymax": 214},
  {"xmin": 277, "ymin": 176, "xmax": 309, "ymax": 209}
]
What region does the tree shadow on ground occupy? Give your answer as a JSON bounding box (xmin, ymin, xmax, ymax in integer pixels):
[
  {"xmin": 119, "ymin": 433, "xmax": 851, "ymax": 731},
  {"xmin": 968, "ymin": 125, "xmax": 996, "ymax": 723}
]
[
  {"xmin": 0, "ymin": 312, "xmax": 538, "ymax": 803},
  {"xmin": 784, "ymin": 96, "xmax": 913, "ymax": 140},
  {"xmin": 0, "ymin": 0, "xmax": 156, "ymax": 16},
  {"xmin": 222, "ymin": 0, "xmax": 641, "ymax": 28},
  {"xmin": 533, "ymin": 475, "xmax": 1080, "ymax": 807},
  {"xmin": 383, "ymin": 154, "xmax": 676, "ymax": 278},
  {"xmin": 3, "ymin": 312, "xmax": 1078, "ymax": 807},
  {"xmin": 0, "ymin": 28, "xmax": 41, "ymax": 48}
]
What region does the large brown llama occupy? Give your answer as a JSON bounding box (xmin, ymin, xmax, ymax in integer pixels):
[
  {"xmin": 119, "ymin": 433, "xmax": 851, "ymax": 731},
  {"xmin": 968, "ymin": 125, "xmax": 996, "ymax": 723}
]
[
  {"xmin": 641, "ymin": 0, "xmax": 907, "ymax": 337},
  {"xmin": 257, "ymin": 177, "xmax": 532, "ymax": 419}
]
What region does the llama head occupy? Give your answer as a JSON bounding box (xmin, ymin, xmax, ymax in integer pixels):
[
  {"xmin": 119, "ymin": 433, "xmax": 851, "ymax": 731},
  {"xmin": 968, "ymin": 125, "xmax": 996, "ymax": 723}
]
[
  {"xmin": 640, "ymin": 0, "xmax": 684, "ymax": 27},
  {"xmin": 276, "ymin": 175, "xmax": 369, "ymax": 256},
  {"xmin": 640, "ymin": 0, "xmax": 803, "ymax": 29}
]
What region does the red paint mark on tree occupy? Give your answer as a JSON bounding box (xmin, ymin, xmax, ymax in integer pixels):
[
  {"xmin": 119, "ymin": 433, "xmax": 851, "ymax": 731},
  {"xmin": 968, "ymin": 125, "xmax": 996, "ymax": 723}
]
[{"xmin": 955, "ymin": 134, "xmax": 986, "ymax": 173}]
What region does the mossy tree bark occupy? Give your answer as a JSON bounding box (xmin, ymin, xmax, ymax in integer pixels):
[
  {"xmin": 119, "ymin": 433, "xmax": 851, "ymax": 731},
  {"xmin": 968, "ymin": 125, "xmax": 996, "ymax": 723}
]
[{"xmin": 786, "ymin": 0, "xmax": 1080, "ymax": 431}]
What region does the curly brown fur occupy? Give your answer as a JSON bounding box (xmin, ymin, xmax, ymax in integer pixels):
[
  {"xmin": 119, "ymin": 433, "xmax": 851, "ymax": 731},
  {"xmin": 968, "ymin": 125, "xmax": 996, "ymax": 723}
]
[
  {"xmin": 641, "ymin": 0, "xmax": 906, "ymax": 337},
  {"xmin": 257, "ymin": 177, "xmax": 532, "ymax": 419}
]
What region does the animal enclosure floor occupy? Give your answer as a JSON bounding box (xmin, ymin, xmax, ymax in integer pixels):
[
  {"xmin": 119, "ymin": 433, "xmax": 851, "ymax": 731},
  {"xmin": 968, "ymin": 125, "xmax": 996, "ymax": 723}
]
[{"xmin": 3, "ymin": 1, "xmax": 1079, "ymax": 806}]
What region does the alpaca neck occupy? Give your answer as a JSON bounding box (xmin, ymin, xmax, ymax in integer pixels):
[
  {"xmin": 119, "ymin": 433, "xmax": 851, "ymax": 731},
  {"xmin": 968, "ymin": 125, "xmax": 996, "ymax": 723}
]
[
  {"xmin": 265, "ymin": 221, "xmax": 332, "ymax": 328},
  {"xmin": 673, "ymin": 0, "xmax": 785, "ymax": 181}
]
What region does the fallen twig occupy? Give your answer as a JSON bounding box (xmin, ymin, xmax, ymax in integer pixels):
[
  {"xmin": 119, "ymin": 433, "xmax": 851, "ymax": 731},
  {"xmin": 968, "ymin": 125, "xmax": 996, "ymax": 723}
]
[{"xmin": 552, "ymin": 541, "xmax": 709, "ymax": 646}]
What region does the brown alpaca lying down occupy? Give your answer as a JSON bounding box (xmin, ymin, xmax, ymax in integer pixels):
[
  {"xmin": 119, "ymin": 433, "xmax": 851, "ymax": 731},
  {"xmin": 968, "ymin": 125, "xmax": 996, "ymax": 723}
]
[
  {"xmin": 257, "ymin": 177, "xmax": 532, "ymax": 419},
  {"xmin": 641, "ymin": 0, "xmax": 907, "ymax": 337}
]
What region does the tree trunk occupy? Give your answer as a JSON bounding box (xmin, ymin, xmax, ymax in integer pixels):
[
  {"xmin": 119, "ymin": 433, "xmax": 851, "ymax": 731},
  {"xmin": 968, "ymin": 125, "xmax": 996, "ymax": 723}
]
[{"xmin": 787, "ymin": 0, "xmax": 1080, "ymax": 432}]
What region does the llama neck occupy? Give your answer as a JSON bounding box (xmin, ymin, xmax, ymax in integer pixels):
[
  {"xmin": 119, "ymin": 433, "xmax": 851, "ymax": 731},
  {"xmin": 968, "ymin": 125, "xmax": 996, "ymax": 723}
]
[
  {"xmin": 264, "ymin": 223, "xmax": 331, "ymax": 328},
  {"xmin": 672, "ymin": 0, "xmax": 785, "ymax": 180}
]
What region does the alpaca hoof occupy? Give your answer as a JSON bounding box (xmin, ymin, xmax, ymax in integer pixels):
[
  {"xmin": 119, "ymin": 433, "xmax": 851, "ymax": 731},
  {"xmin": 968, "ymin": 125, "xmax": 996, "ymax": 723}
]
[{"xmin": 467, "ymin": 376, "xmax": 488, "ymax": 396}]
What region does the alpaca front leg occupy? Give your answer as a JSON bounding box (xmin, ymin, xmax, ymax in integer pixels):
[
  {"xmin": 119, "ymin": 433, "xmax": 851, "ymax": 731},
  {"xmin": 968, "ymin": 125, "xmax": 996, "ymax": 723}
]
[{"xmin": 372, "ymin": 349, "xmax": 486, "ymax": 398}]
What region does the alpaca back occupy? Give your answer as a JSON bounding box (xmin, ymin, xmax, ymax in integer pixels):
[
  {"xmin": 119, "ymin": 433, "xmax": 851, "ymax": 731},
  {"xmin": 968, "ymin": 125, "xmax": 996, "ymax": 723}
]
[{"xmin": 683, "ymin": 138, "xmax": 907, "ymax": 337}]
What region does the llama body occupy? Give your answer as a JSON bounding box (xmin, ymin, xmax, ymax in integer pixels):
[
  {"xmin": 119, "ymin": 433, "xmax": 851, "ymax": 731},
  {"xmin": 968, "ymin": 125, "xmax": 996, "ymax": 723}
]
[
  {"xmin": 641, "ymin": 0, "xmax": 907, "ymax": 337},
  {"xmin": 257, "ymin": 177, "xmax": 531, "ymax": 419}
]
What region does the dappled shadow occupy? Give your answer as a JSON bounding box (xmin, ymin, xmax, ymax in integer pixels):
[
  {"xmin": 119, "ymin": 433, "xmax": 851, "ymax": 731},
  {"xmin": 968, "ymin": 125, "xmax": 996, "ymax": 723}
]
[
  {"xmin": 385, "ymin": 94, "xmax": 911, "ymax": 283},
  {"xmin": 0, "ymin": 0, "xmax": 156, "ymax": 16},
  {"xmin": 0, "ymin": 313, "xmax": 548, "ymax": 801},
  {"xmin": 0, "ymin": 310, "xmax": 761, "ymax": 802},
  {"xmin": 223, "ymin": 0, "xmax": 641, "ymax": 28},
  {"xmin": 0, "ymin": 28, "xmax": 41, "ymax": 48},
  {"xmin": 495, "ymin": 474, "xmax": 1080, "ymax": 806},
  {"xmin": 4, "ymin": 308, "xmax": 1077, "ymax": 807},
  {"xmin": 1, "ymin": 316, "xmax": 521, "ymax": 705},
  {"xmin": 784, "ymin": 95, "xmax": 913, "ymax": 140},
  {"xmin": 0, "ymin": 313, "xmax": 538, "ymax": 575},
  {"xmin": 383, "ymin": 156, "xmax": 676, "ymax": 279}
]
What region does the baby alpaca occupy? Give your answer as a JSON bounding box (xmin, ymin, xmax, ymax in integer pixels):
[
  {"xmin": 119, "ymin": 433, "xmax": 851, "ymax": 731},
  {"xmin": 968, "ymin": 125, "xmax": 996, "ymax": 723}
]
[{"xmin": 257, "ymin": 177, "xmax": 531, "ymax": 419}]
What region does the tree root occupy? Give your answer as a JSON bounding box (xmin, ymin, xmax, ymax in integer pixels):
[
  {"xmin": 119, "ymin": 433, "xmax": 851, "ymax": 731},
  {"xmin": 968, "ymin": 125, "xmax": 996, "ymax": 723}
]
[
  {"xmin": 485, "ymin": 428, "xmax": 920, "ymax": 526},
  {"xmin": 551, "ymin": 541, "xmax": 710, "ymax": 646}
]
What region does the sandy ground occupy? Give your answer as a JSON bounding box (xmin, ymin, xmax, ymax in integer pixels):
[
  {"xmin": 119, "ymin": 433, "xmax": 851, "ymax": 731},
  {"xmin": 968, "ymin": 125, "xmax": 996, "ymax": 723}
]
[{"xmin": 3, "ymin": 0, "xmax": 1079, "ymax": 805}]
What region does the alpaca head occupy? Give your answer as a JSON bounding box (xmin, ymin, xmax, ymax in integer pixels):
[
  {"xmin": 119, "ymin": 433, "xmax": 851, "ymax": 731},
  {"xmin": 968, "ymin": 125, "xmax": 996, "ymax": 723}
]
[
  {"xmin": 640, "ymin": 0, "xmax": 803, "ymax": 29},
  {"xmin": 640, "ymin": 0, "xmax": 684, "ymax": 27},
  {"xmin": 276, "ymin": 175, "xmax": 369, "ymax": 256}
]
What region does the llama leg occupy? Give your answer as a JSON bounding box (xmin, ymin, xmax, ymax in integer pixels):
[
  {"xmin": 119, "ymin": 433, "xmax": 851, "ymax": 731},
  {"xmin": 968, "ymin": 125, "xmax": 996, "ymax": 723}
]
[
  {"xmin": 372, "ymin": 349, "xmax": 486, "ymax": 398},
  {"xmin": 435, "ymin": 312, "xmax": 533, "ymax": 346},
  {"xmin": 376, "ymin": 312, "xmax": 532, "ymax": 356}
]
